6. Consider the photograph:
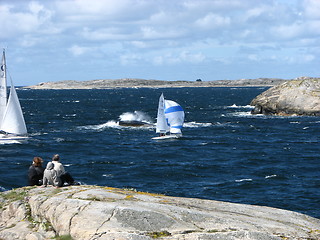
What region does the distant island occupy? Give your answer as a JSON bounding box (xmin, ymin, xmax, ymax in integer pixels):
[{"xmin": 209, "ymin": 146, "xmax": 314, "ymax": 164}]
[{"xmin": 24, "ymin": 78, "xmax": 293, "ymax": 89}]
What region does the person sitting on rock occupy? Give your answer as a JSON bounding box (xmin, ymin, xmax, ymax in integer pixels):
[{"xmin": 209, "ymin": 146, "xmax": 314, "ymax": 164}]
[
  {"xmin": 28, "ymin": 157, "xmax": 44, "ymax": 186},
  {"xmin": 42, "ymin": 162, "xmax": 61, "ymax": 187},
  {"xmin": 51, "ymin": 154, "xmax": 76, "ymax": 187}
]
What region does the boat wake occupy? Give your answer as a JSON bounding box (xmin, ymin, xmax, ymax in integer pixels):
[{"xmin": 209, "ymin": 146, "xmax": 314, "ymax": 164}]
[{"xmin": 0, "ymin": 139, "xmax": 23, "ymax": 144}]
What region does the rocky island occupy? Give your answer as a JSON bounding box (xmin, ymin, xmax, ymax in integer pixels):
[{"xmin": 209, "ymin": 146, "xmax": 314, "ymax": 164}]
[
  {"xmin": 0, "ymin": 185, "xmax": 319, "ymax": 240},
  {"xmin": 25, "ymin": 78, "xmax": 287, "ymax": 89},
  {"xmin": 251, "ymin": 77, "xmax": 320, "ymax": 116}
]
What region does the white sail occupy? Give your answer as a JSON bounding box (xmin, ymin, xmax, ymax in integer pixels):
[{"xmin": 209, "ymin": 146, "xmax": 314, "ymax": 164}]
[
  {"xmin": 1, "ymin": 82, "xmax": 27, "ymax": 135},
  {"xmin": 0, "ymin": 49, "xmax": 7, "ymax": 124},
  {"xmin": 0, "ymin": 49, "xmax": 27, "ymax": 136},
  {"xmin": 155, "ymin": 93, "xmax": 169, "ymax": 133},
  {"xmin": 164, "ymin": 100, "xmax": 184, "ymax": 134},
  {"xmin": 154, "ymin": 93, "xmax": 184, "ymax": 139}
]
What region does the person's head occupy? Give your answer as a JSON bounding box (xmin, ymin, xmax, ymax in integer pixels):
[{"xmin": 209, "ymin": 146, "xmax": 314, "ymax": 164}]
[
  {"xmin": 52, "ymin": 154, "xmax": 60, "ymax": 162},
  {"xmin": 46, "ymin": 162, "xmax": 54, "ymax": 170},
  {"xmin": 33, "ymin": 157, "xmax": 43, "ymax": 167}
]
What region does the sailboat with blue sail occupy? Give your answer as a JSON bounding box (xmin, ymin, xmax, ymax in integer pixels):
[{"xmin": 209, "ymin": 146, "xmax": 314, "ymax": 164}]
[
  {"xmin": 152, "ymin": 93, "xmax": 184, "ymax": 140},
  {"xmin": 0, "ymin": 49, "xmax": 28, "ymax": 140}
]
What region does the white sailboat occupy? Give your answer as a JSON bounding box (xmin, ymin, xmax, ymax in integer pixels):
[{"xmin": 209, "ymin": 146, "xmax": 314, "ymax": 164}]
[
  {"xmin": 152, "ymin": 93, "xmax": 184, "ymax": 140},
  {"xmin": 0, "ymin": 49, "xmax": 27, "ymax": 140}
]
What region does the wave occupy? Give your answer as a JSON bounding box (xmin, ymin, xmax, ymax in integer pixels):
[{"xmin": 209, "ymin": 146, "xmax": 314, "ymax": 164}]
[
  {"xmin": 227, "ymin": 104, "xmax": 254, "ymax": 109},
  {"xmin": 235, "ymin": 174, "xmax": 279, "ymax": 183},
  {"xmin": 78, "ymin": 121, "xmax": 121, "ymax": 131},
  {"xmin": 119, "ymin": 111, "xmax": 153, "ymax": 123},
  {"xmin": 265, "ymin": 175, "xmax": 277, "ymax": 179},
  {"xmin": 0, "ymin": 139, "xmax": 24, "ymax": 145},
  {"xmin": 235, "ymin": 178, "xmax": 253, "ymax": 182},
  {"xmin": 79, "ymin": 120, "xmax": 213, "ymax": 131},
  {"xmin": 78, "ymin": 110, "xmax": 214, "ymax": 131},
  {"xmin": 228, "ymin": 111, "xmax": 255, "ymax": 117},
  {"xmin": 184, "ymin": 121, "xmax": 212, "ymax": 128}
]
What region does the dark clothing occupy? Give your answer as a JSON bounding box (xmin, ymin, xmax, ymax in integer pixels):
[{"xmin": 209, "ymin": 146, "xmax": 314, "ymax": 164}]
[
  {"xmin": 28, "ymin": 165, "xmax": 44, "ymax": 186},
  {"xmin": 58, "ymin": 172, "xmax": 75, "ymax": 187}
]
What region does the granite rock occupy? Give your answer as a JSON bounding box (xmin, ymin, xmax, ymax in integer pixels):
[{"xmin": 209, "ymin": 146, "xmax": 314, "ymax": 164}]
[
  {"xmin": 251, "ymin": 78, "xmax": 320, "ymax": 116},
  {"xmin": 0, "ymin": 185, "xmax": 319, "ymax": 240}
]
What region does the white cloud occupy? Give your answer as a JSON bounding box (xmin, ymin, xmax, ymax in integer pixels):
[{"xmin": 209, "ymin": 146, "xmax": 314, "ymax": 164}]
[
  {"xmin": 0, "ymin": 1, "xmax": 54, "ymax": 40},
  {"xmin": 180, "ymin": 51, "xmax": 206, "ymax": 63},
  {"xmin": 152, "ymin": 51, "xmax": 205, "ymax": 66},
  {"xmin": 1, "ymin": 0, "xmax": 319, "ymax": 84},
  {"xmin": 140, "ymin": 26, "xmax": 186, "ymax": 40},
  {"xmin": 303, "ymin": 0, "xmax": 320, "ymax": 19},
  {"xmin": 120, "ymin": 54, "xmax": 142, "ymax": 65},
  {"xmin": 68, "ymin": 45, "xmax": 90, "ymax": 56},
  {"xmin": 195, "ymin": 13, "xmax": 230, "ymax": 29}
]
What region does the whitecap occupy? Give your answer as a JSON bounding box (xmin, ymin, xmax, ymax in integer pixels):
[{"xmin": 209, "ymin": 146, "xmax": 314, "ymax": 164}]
[
  {"xmin": 119, "ymin": 111, "xmax": 153, "ymax": 123},
  {"xmin": 184, "ymin": 121, "xmax": 212, "ymax": 128},
  {"xmin": 227, "ymin": 104, "xmax": 254, "ymax": 109},
  {"xmin": 78, "ymin": 119, "xmax": 155, "ymax": 131},
  {"xmin": 229, "ymin": 111, "xmax": 253, "ymax": 117},
  {"xmin": 83, "ymin": 121, "xmax": 120, "ymax": 130},
  {"xmin": 235, "ymin": 178, "xmax": 252, "ymax": 182},
  {"xmin": 103, "ymin": 174, "xmax": 114, "ymax": 178},
  {"xmin": 55, "ymin": 138, "xmax": 65, "ymax": 142},
  {"xmin": 265, "ymin": 175, "xmax": 277, "ymax": 179},
  {"xmin": 0, "ymin": 139, "xmax": 23, "ymax": 144}
]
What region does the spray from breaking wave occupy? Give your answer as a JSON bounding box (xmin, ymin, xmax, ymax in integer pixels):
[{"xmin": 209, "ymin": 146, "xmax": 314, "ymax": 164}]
[
  {"xmin": 119, "ymin": 111, "xmax": 153, "ymax": 123},
  {"xmin": 79, "ymin": 111, "xmax": 154, "ymax": 131}
]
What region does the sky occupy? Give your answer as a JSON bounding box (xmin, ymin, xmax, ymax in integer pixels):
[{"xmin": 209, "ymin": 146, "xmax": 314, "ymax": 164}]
[{"xmin": 1, "ymin": 0, "xmax": 320, "ymax": 86}]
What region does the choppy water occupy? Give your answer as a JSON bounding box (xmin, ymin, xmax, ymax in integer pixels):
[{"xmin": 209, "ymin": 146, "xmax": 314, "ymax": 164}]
[{"xmin": 0, "ymin": 87, "xmax": 319, "ymax": 219}]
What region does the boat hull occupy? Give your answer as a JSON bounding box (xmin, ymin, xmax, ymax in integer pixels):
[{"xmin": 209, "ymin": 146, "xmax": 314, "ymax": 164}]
[
  {"xmin": 0, "ymin": 134, "xmax": 28, "ymax": 141},
  {"xmin": 118, "ymin": 120, "xmax": 151, "ymax": 127},
  {"xmin": 152, "ymin": 134, "xmax": 182, "ymax": 140}
]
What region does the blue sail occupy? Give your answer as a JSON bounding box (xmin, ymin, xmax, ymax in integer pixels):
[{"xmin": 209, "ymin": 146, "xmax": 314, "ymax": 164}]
[{"xmin": 164, "ymin": 100, "xmax": 184, "ymax": 134}]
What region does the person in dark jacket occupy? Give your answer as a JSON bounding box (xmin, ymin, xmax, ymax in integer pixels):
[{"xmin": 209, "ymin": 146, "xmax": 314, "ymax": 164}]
[{"xmin": 28, "ymin": 157, "xmax": 44, "ymax": 186}]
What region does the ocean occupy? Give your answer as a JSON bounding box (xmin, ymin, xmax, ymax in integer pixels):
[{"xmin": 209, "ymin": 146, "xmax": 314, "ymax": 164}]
[{"xmin": 0, "ymin": 87, "xmax": 319, "ymax": 219}]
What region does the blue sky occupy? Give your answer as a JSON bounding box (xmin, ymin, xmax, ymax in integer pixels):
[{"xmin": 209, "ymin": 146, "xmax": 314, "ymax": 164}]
[{"xmin": 1, "ymin": 0, "xmax": 320, "ymax": 86}]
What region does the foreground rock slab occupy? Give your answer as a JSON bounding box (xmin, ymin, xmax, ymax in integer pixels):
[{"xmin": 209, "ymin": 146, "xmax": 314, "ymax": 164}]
[
  {"xmin": 0, "ymin": 185, "xmax": 319, "ymax": 240},
  {"xmin": 251, "ymin": 78, "xmax": 320, "ymax": 116}
]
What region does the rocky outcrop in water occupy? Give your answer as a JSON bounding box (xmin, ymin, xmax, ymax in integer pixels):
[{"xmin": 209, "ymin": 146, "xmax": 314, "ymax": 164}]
[
  {"xmin": 24, "ymin": 78, "xmax": 287, "ymax": 89},
  {"xmin": 1, "ymin": 185, "xmax": 319, "ymax": 240},
  {"xmin": 251, "ymin": 78, "xmax": 320, "ymax": 116}
]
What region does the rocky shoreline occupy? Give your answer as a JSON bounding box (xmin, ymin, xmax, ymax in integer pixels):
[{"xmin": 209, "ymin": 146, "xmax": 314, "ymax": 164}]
[
  {"xmin": 24, "ymin": 78, "xmax": 289, "ymax": 89},
  {"xmin": 251, "ymin": 78, "xmax": 320, "ymax": 116},
  {"xmin": 0, "ymin": 185, "xmax": 319, "ymax": 240}
]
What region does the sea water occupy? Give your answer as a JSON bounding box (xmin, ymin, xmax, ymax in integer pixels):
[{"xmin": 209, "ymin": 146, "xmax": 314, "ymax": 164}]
[{"xmin": 0, "ymin": 87, "xmax": 319, "ymax": 219}]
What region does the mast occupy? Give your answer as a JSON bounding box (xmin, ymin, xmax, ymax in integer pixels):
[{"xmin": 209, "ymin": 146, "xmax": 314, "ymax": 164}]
[{"xmin": 0, "ymin": 49, "xmax": 7, "ymax": 125}]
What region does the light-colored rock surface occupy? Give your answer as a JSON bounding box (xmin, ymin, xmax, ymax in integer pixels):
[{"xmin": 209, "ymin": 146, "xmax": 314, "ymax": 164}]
[
  {"xmin": 251, "ymin": 78, "xmax": 320, "ymax": 116},
  {"xmin": 24, "ymin": 78, "xmax": 287, "ymax": 89},
  {"xmin": 1, "ymin": 185, "xmax": 319, "ymax": 240}
]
